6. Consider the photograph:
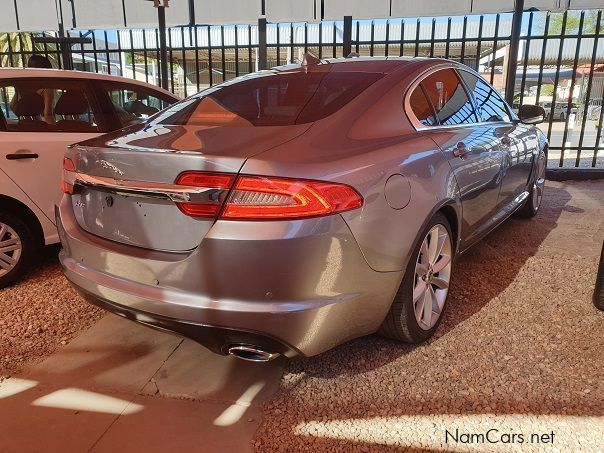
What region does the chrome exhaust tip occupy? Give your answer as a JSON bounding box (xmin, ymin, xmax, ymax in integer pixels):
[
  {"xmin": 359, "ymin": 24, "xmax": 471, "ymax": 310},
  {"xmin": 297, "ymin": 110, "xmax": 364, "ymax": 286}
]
[{"xmin": 227, "ymin": 345, "xmax": 280, "ymax": 362}]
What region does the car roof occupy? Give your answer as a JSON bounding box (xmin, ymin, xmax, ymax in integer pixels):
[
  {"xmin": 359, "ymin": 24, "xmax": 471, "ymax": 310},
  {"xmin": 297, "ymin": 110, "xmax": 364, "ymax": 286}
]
[
  {"xmin": 271, "ymin": 56, "xmax": 450, "ymax": 74},
  {"xmin": 0, "ymin": 68, "xmax": 177, "ymax": 99}
]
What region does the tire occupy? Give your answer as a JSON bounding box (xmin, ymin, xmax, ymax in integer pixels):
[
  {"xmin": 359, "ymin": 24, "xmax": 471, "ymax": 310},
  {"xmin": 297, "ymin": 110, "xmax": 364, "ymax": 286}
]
[
  {"xmin": 0, "ymin": 211, "xmax": 36, "ymax": 289},
  {"xmin": 594, "ymin": 241, "xmax": 604, "ymax": 311},
  {"xmin": 516, "ymin": 148, "xmax": 546, "ymax": 218},
  {"xmin": 379, "ymin": 212, "xmax": 454, "ymax": 343}
]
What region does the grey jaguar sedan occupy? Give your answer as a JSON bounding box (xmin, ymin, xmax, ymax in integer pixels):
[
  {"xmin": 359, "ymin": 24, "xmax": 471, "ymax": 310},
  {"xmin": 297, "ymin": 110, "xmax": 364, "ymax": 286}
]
[{"xmin": 57, "ymin": 56, "xmax": 547, "ymax": 362}]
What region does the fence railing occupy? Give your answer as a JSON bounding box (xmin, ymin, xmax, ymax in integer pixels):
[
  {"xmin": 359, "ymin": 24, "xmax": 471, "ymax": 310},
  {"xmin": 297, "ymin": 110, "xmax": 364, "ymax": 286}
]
[{"xmin": 1, "ymin": 9, "xmax": 603, "ymax": 169}]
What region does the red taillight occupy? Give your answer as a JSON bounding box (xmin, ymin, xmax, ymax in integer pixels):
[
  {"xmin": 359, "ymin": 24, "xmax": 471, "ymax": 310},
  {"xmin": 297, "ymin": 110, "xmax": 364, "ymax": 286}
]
[
  {"xmin": 174, "ymin": 172, "xmax": 363, "ymax": 220},
  {"xmin": 61, "ymin": 158, "xmax": 76, "ymax": 194},
  {"xmin": 174, "ymin": 171, "xmax": 235, "ymax": 217},
  {"xmin": 222, "ymin": 176, "xmax": 363, "ymax": 220}
]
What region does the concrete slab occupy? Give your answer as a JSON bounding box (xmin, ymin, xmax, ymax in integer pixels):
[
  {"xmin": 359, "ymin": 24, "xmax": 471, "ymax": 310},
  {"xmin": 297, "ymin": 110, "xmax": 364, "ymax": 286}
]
[
  {"xmin": 90, "ymin": 394, "xmax": 261, "ymax": 453},
  {"xmin": 0, "ymin": 314, "xmax": 283, "ymax": 452},
  {"xmin": 141, "ymin": 338, "xmax": 284, "ymax": 406},
  {"xmin": 0, "ymin": 377, "xmax": 261, "ymax": 453},
  {"xmin": 20, "ymin": 315, "xmax": 183, "ymax": 394},
  {"xmin": 0, "ymin": 380, "xmax": 122, "ymax": 453},
  {"xmin": 534, "ymin": 181, "xmax": 604, "ymax": 257}
]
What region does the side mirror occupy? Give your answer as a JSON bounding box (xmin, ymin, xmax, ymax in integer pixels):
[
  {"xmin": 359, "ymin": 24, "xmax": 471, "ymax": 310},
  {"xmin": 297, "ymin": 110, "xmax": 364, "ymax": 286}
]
[{"xmin": 518, "ymin": 104, "xmax": 545, "ymax": 125}]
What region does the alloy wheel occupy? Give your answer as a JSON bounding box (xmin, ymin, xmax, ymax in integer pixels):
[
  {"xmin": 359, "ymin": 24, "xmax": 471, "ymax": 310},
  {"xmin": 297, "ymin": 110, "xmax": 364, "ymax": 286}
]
[
  {"xmin": 532, "ymin": 152, "xmax": 546, "ymax": 211},
  {"xmin": 413, "ymin": 224, "xmax": 452, "ymax": 330},
  {"xmin": 0, "ymin": 222, "xmax": 22, "ymax": 278}
]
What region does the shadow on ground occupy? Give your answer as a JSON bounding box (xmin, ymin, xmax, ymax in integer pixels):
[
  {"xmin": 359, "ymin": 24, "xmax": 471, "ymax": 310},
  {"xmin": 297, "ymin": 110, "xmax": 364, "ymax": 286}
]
[
  {"xmin": 253, "ymin": 181, "xmax": 604, "ymax": 451},
  {"xmin": 286, "ymin": 185, "xmax": 573, "ymax": 379}
]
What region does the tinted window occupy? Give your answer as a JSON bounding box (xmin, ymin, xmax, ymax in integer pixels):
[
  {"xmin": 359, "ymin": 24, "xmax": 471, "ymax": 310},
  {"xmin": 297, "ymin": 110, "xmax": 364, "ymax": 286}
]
[
  {"xmin": 409, "ymin": 85, "xmax": 437, "ymax": 126},
  {"xmin": 459, "ymin": 71, "xmax": 511, "ymax": 122},
  {"xmin": 0, "ymin": 79, "xmax": 99, "ymax": 132},
  {"xmin": 420, "ymin": 69, "xmax": 477, "ymax": 126},
  {"xmin": 102, "ymin": 81, "xmax": 176, "ymax": 127},
  {"xmin": 160, "ymin": 70, "xmax": 384, "ymax": 127}
]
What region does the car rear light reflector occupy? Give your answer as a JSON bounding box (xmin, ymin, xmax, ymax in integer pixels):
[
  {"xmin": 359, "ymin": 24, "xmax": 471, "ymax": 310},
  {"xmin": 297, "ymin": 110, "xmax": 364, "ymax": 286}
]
[
  {"xmin": 174, "ymin": 172, "xmax": 363, "ymax": 220},
  {"xmin": 61, "ymin": 158, "xmax": 76, "ymax": 194},
  {"xmin": 221, "ymin": 176, "xmax": 363, "ymax": 220},
  {"xmin": 174, "ymin": 171, "xmax": 235, "ymax": 217}
]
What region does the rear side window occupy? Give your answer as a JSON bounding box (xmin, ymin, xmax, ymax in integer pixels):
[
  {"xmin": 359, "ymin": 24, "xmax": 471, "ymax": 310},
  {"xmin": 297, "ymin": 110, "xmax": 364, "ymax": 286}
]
[
  {"xmin": 458, "ymin": 71, "xmax": 511, "ymax": 122},
  {"xmin": 419, "ymin": 69, "xmax": 477, "ymax": 126},
  {"xmin": 0, "ymin": 79, "xmax": 99, "ymax": 133},
  {"xmin": 409, "ymin": 86, "xmax": 437, "ymax": 126},
  {"xmin": 160, "ymin": 70, "xmax": 384, "ymax": 127}
]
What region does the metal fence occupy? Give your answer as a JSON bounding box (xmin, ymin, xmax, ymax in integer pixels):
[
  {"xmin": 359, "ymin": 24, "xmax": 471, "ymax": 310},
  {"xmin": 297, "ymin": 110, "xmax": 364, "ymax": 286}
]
[{"xmin": 1, "ymin": 9, "xmax": 603, "ymax": 168}]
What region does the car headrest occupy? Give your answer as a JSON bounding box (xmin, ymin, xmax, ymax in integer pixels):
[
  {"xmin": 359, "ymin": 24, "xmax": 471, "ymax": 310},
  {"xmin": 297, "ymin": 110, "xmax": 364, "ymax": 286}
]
[
  {"xmin": 55, "ymin": 90, "xmax": 89, "ymax": 115},
  {"xmin": 13, "ymin": 92, "xmax": 44, "ymax": 116},
  {"xmin": 124, "ymin": 100, "xmax": 159, "ymax": 115}
]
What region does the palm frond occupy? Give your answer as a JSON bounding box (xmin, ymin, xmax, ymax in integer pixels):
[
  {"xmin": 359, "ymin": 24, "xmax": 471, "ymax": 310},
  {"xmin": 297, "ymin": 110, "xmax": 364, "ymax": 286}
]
[{"xmin": 0, "ymin": 33, "xmax": 59, "ymax": 67}]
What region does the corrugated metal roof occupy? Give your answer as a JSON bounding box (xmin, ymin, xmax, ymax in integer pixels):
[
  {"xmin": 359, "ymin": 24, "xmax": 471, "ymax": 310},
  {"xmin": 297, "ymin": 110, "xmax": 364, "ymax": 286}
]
[
  {"xmin": 520, "ymin": 37, "xmax": 604, "ymax": 65},
  {"xmin": 120, "ymin": 18, "xmax": 514, "ymax": 48},
  {"xmin": 118, "ymin": 18, "xmax": 604, "ymax": 65}
]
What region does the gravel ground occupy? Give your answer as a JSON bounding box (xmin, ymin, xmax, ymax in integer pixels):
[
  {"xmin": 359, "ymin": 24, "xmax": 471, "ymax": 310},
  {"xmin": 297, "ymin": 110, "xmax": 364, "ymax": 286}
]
[
  {"xmin": 254, "ymin": 180, "xmax": 604, "ymax": 452},
  {"xmin": 0, "ymin": 246, "xmax": 103, "ymax": 378},
  {"xmin": 1, "ymin": 181, "xmax": 602, "ymax": 451}
]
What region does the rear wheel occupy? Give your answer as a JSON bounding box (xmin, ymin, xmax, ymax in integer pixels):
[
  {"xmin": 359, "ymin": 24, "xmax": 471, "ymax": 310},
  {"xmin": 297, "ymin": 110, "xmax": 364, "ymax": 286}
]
[
  {"xmin": 379, "ymin": 212, "xmax": 453, "ymax": 343},
  {"xmin": 0, "ymin": 211, "xmax": 35, "ymax": 289},
  {"xmin": 516, "ymin": 149, "xmax": 546, "ymax": 218}
]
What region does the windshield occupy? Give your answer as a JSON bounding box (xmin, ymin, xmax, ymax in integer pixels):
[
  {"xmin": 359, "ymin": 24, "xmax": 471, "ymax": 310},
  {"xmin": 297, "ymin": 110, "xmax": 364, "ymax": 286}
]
[{"xmin": 159, "ymin": 70, "xmax": 384, "ymax": 127}]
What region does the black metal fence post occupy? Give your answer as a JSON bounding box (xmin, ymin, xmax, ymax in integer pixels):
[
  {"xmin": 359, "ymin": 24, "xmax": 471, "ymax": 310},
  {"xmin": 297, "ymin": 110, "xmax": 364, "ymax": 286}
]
[
  {"xmin": 3, "ymin": 6, "xmax": 603, "ymax": 170},
  {"xmin": 258, "ymin": 16, "xmax": 267, "ymax": 70},
  {"xmin": 505, "ymin": 0, "xmax": 524, "ymax": 104},
  {"xmin": 158, "ymin": 5, "xmax": 169, "ymax": 90},
  {"xmin": 188, "ymin": 0, "xmax": 196, "ymax": 25},
  {"xmin": 57, "ymin": 23, "xmax": 73, "ymax": 70},
  {"xmin": 343, "ymin": 15, "xmax": 352, "ymax": 57}
]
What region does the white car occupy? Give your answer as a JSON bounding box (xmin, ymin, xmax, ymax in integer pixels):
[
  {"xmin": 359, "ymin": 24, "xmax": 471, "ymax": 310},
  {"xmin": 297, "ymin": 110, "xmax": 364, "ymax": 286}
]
[
  {"xmin": 0, "ymin": 68, "xmax": 178, "ymax": 287},
  {"xmin": 541, "ymin": 101, "xmax": 578, "ymax": 121}
]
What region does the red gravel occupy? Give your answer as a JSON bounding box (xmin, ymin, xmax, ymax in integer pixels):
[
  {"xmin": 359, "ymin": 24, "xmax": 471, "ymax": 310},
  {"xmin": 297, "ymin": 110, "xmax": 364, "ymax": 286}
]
[{"xmin": 0, "ymin": 246, "xmax": 103, "ymax": 377}]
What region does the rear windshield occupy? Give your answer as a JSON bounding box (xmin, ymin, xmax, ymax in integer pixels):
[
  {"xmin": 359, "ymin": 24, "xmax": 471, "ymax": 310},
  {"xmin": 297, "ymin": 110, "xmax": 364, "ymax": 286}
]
[{"xmin": 159, "ymin": 70, "xmax": 384, "ymax": 127}]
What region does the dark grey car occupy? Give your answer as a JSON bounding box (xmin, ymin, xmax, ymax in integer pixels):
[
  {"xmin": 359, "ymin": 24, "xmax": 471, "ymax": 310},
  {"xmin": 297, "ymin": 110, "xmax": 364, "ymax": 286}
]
[{"xmin": 57, "ymin": 57, "xmax": 547, "ymax": 361}]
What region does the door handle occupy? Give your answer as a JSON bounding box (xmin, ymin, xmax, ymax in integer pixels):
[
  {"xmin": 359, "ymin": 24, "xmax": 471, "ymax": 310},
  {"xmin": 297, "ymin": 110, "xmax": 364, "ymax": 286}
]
[{"xmin": 6, "ymin": 153, "xmax": 39, "ymax": 160}]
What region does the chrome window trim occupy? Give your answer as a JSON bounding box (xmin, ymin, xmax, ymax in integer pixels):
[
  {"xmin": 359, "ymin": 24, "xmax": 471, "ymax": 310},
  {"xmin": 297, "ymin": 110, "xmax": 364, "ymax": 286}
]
[
  {"xmin": 403, "ymin": 63, "xmax": 515, "ymax": 132},
  {"xmin": 456, "ymin": 67, "xmax": 516, "ymax": 123}
]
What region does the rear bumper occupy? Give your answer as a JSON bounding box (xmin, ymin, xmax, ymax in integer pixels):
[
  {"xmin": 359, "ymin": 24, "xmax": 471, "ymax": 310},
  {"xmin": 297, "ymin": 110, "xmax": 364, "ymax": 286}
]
[
  {"xmin": 57, "ymin": 198, "xmax": 402, "ymax": 357},
  {"xmin": 74, "ymin": 286, "xmax": 299, "ymax": 356}
]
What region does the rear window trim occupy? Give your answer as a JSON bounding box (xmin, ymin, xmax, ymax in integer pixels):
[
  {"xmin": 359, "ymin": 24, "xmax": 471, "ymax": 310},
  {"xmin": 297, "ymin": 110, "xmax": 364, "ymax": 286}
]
[
  {"xmin": 404, "ymin": 64, "xmax": 513, "ymax": 131},
  {"xmin": 456, "ymin": 68, "xmax": 516, "ymax": 123}
]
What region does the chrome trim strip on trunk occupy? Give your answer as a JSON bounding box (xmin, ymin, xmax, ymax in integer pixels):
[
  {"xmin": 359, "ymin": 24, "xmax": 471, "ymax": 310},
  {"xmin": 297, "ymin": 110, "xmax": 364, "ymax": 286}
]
[{"xmin": 73, "ymin": 172, "xmax": 226, "ymax": 203}]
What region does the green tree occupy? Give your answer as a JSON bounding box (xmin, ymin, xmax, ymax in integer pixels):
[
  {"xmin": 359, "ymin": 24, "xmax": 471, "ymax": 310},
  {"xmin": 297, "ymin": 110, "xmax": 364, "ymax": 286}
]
[
  {"xmin": 125, "ymin": 52, "xmax": 149, "ymax": 65},
  {"xmin": 0, "ymin": 33, "xmax": 58, "ymax": 67},
  {"xmin": 544, "ymin": 10, "xmax": 602, "ymax": 35},
  {"xmin": 540, "ymin": 84, "xmax": 555, "ymax": 96}
]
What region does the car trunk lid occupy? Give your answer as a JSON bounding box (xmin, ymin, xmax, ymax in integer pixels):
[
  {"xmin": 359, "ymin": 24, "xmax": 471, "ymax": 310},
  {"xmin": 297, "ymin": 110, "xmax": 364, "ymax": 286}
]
[{"xmin": 66, "ymin": 122, "xmax": 310, "ymax": 252}]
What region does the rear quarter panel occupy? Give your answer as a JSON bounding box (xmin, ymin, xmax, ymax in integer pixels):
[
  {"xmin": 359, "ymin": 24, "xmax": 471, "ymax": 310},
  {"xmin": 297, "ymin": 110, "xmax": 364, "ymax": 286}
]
[
  {"xmin": 241, "ymin": 131, "xmax": 460, "ymax": 272},
  {"xmin": 241, "ymin": 62, "xmax": 461, "ymax": 272}
]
